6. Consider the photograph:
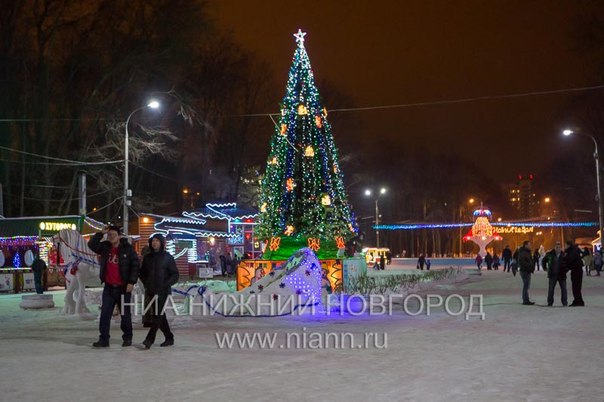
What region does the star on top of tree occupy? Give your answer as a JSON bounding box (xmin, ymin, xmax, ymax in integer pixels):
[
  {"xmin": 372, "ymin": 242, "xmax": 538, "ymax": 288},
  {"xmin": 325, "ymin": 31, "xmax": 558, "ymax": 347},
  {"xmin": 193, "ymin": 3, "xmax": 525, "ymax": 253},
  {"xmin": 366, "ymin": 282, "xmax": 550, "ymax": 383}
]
[{"xmin": 293, "ymin": 29, "xmax": 306, "ymax": 46}]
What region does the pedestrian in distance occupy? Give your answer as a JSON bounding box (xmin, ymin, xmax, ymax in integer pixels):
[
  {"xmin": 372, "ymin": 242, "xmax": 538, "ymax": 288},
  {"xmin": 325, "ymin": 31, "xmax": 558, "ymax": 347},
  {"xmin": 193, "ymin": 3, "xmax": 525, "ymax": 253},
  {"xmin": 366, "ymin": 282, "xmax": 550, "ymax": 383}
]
[
  {"xmin": 517, "ymin": 240, "xmax": 535, "ymax": 305},
  {"xmin": 485, "ymin": 252, "xmax": 493, "ymax": 270},
  {"xmin": 31, "ymin": 253, "xmax": 47, "ymax": 294},
  {"xmin": 417, "ymin": 254, "xmax": 426, "ymax": 270},
  {"xmin": 88, "ymin": 225, "xmax": 139, "ymax": 348},
  {"xmin": 426, "ymin": 258, "xmax": 431, "ymax": 271},
  {"xmin": 565, "ymin": 240, "xmax": 585, "ymax": 306},
  {"xmin": 502, "ymin": 245, "xmax": 512, "ymax": 272},
  {"xmin": 581, "ymin": 247, "xmax": 593, "ymax": 276},
  {"xmin": 538, "ymin": 245, "xmax": 546, "ymax": 271},
  {"xmin": 139, "ymin": 234, "xmax": 179, "ymax": 349},
  {"xmin": 219, "ymin": 254, "xmax": 227, "ymax": 276},
  {"xmin": 543, "ymin": 242, "xmax": 568, "ymax": 307},
  {"xmin": 492, "ymin": 253, "xmax": 500, "ymax": 271},
  {"xmin": 379, "ymin": 255, "xmax": 385, "ymax": 270},
  {"xmin": 533, "ymin": 249, "xmax": 541, "ymax": 271},
  {"xmin": 475, "ymin": 253, "xmax": 483, "ymax": 271},
  {"xmin": 594, "ymin": 249, "xmax": 602, "ymax": 276}
]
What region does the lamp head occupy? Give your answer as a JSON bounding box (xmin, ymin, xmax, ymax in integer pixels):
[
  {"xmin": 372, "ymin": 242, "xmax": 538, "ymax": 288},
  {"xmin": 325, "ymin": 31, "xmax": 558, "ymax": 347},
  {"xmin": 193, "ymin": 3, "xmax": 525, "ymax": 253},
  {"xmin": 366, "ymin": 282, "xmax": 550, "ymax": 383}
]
[
  {"xmin": 562, "ymin": 129, "xmax": 574, "ymax": 136},
  {"xmin": 147, "ymin": 100, "xmax": 160, "ymax": 109},
  {"xmin": 365, "ymin": 189, "xmax": 372, "ymax": 197}
]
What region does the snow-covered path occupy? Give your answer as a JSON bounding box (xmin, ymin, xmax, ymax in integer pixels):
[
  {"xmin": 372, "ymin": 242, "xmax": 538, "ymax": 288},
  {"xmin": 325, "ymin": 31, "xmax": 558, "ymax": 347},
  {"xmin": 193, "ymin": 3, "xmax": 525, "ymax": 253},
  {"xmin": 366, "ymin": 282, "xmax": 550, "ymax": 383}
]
[{"xmin": 1, "ymin": 269, "xmax": 602, "ymax": 402}]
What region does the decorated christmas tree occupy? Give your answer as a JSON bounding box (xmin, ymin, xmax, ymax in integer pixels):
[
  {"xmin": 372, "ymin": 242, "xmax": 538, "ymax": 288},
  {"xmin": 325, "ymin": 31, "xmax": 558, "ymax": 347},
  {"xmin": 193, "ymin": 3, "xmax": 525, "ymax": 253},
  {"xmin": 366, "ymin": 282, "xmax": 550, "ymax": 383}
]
[{"xmin": 257, "ymin": 30, "xmax": 357, "ymax": 260}]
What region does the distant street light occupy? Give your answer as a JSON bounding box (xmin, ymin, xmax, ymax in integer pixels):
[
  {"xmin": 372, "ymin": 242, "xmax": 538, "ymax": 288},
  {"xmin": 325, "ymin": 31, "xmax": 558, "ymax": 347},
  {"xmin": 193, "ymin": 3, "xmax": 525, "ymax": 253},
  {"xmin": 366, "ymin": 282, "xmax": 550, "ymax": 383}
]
[
  {"xmin": 563, "ymin": 128, "xmax": 603, "ymax": 247},
  {"xmin": 123, "ymin": 99, "xmax": 160, "ymax": 236},
  {"xmin": 365, "ymin": 187, "xmax": 387, "ymax": 247}
]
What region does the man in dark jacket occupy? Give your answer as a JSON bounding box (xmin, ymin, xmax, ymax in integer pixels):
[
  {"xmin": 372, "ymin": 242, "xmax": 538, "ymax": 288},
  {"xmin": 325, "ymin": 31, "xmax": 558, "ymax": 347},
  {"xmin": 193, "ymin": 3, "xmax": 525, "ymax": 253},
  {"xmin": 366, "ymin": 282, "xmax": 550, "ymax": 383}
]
[
  {"xmin": 565, "ymin": 240, "xmax": 585, "ymax": 307},
  {"xmin": 31, "ymin": 254, "xmax": 47, "ymax": 294},
  {"xmin": 543, "ymin": 242, "xmax": 567, "ymax": 306},
  {"xmin": 88, "ymin": 225, "xmax": 139, "ymax": 347},
  {"xmin": 517, "ymin": 240, "xmax": 534, "ymax": 305},
  {"xmin": 139, "ymin": 234, "xmax": 179, "ymax": 349},
  {"xmin": 502, "ymin": 245, "xmax": 513, "ymax": 272}
]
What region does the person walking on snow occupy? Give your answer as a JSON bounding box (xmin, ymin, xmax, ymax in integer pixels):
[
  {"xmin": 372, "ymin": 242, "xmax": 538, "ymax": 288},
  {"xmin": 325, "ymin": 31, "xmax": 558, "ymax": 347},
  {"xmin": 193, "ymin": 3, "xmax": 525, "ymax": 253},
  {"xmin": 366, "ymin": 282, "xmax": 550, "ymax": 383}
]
[
  {"xmin": 475, "ymin": 254, "xmax": 483, "ymax": 271},
  {"xmin": 88, "ymin": 225, "xmax": 139, "ymax": 348},
  {"xmin": 543, "ymin": 241, "xmax": 568, "ymax": 307},
  {"xmin": 517, "ymin": 240, "xmax": 535, "ymax": 305},
  {"xmin": 417, "ymin": 254, "xmax": 426, "ymax": 270},
  {"xmin": 485, "ymin": 252, "xmax": 493, "ymax": 270},
  {"xmin": 502, "ymin": 245, "xmax": 512, "ymax": 272},
  {"xmin": 139, "ymin": 234, "xmax": 179, "ymax": 349},
  {"xmin": 594, "ymin": 250, "xmax": 602, "ymax": 276},
  {"xmin": 492, "ymin": 253, "xmax": 500, "ymax": 271},
  {"xmin": 566, "ymin": 240, "xmax": 585, "ymax": 306}
]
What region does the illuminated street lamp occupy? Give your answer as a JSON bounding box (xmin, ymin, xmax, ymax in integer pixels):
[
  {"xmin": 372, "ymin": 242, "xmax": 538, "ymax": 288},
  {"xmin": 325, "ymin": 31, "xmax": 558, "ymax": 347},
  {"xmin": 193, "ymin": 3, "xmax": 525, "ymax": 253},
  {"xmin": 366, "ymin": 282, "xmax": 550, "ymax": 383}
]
[
  {"xmin": 123, "ymin": 100, "xmax": 160, "ymax": 236},
  {"xmin": 365, "ymin": 187, "xmax": 387, "ymax": 247},
  {"xmin": 563, "ymin": 128, "xmax": 603, "ymax": 247}
]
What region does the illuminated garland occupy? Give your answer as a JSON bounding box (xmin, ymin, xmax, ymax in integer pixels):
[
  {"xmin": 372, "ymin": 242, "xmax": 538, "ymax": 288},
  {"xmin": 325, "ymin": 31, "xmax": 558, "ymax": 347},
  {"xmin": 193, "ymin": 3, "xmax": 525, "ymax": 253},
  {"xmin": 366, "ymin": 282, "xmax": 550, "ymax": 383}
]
[
  {"xmin": 0, "ymin": 236, "xmax": 38, "ymax": 246},
  {"xmin": 256, "ymin": 30, "xmax": 357, "ymax": 241},
  {"xmin": 375, "ymin": 222, "xmax": 598, "ymax": 230}
]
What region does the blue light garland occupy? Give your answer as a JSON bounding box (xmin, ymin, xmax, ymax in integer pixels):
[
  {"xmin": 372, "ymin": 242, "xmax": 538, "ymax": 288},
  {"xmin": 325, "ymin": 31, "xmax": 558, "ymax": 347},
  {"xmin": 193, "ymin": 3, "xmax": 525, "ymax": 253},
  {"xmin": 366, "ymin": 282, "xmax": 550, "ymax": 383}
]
[{"xmin": 374, "ymin": 222, "xmax": 598, "ymax": 230}]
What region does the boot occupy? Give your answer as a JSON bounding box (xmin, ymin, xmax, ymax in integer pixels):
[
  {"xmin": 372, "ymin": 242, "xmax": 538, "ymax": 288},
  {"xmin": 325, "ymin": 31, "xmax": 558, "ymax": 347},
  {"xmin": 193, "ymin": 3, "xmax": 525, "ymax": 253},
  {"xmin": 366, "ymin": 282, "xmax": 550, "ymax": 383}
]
[{"xmin": 160, "ymin": 338, "xmax": 174, "ymax": 347}]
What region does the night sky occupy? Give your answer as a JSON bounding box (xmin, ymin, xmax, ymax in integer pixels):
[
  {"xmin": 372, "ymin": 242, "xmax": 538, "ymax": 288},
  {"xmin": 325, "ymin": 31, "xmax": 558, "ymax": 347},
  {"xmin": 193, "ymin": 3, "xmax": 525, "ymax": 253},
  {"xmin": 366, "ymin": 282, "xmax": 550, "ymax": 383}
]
[{"xmin": 209, "ymin": 0, "xmax": 600, "ymax": 181}]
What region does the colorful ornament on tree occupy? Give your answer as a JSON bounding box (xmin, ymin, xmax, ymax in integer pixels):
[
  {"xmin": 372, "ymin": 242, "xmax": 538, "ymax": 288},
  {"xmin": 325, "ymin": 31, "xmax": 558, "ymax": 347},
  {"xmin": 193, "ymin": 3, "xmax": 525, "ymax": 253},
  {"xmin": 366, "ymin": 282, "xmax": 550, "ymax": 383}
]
[
  {"xmin": 286, "ymin": 178, "xmax": 296, "ymax": 192},
  {"xmin": 322, "ymin": 107, "xmax": 328, "ymax": 117},
  {"xmin": 284, "ymin": 225, "xmax": 295, "ymax": 236},
  {"xmin": 297, "ymin": 103, "xmax": 308, "ymax": 115},
  {"xmin": 269, "ymin": 236, "xmax": 281, "ymax": 251},
  {"xmin": 321, "ymin": 194, "xmax": 331, "ymax": 206},
  {"xmin": 315, "ymin": 116, "xmax": 322, "ymax": 128},
  {"xmin": 335, "ymin": 236, "xmax": 345, "ymax": 249},
  {"xmin": 260, "ymin": 203, "xmax": 267, "ymax": 213},
  {"xmin": 280, "ymin": 124, "xmax": 288, "ymax": 135},
  {"xmin": 304, "ymin": 145, "xmax": 315, "ymax": 157},
  {"xmin": 268, "ymin": 156, "xmax": 278, "ymax": 165},
  {"xmin": 307, "ymin": 237, "xmax": 321, "ymax": 251}
]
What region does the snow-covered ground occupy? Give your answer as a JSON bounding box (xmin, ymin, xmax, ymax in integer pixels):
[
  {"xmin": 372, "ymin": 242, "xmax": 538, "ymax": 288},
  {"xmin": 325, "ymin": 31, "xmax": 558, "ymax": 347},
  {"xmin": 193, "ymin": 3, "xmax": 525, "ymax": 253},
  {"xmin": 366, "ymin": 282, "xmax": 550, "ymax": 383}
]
[{"xmin": 1, "ymin": 268, "xmax": 602, "ymax": 402}]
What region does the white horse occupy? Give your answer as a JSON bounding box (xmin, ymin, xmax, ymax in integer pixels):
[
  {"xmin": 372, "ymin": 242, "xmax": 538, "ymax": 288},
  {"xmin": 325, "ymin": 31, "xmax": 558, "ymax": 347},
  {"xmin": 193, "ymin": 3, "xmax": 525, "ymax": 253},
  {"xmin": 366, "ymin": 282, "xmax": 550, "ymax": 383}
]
[{"xmin": 55, "ymin": 229, "xmax": 102, "ymax": 315}]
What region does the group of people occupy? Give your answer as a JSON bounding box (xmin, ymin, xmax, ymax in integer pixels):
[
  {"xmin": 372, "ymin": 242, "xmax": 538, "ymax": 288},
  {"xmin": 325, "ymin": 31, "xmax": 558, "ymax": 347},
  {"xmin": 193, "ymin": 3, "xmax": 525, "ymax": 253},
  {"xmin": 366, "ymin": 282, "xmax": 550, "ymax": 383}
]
[
  {"xmin": 515, "ymin": 239, "xmax": 587, "ymax": 307},
  {"xmin": 416, "ymin": 254, "xmax": 432, "ymax": 270},
  {"xmin": 474, "ymin": 252, "xmax": 502, "ymax": 271},
  {"xmin": 88, "ymin": 225, "xmax": 179, "ymax": 349}
]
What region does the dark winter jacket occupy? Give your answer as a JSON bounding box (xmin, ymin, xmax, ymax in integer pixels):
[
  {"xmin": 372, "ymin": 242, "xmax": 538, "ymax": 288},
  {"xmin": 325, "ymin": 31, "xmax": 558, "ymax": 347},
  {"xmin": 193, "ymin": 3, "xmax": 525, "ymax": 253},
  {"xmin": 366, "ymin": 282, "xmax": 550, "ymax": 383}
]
[
  {"xmin": 502, "ymin": 247, "xmax": 512, "ymax": 261},
  {"xmin": 543, "ymin": 249, "xmax": 567, "ymax": 280},
  {"xmin": 517, "ymin": 246, "xmax": 534, "ymax": 273},
  {"xmin": 139, "ymin": 234, "xmax": 179, "ymax": 295},
  {"xmin": 31, "ymin": 258, "xmax": 47, "ymax": 275},
  {"xmin": 564, "ymin": 244, "xmax": 583, "ymax": 273},
  {"xmin": 88, "ymin": 232, "xmax": 139, "ymax": 285}
]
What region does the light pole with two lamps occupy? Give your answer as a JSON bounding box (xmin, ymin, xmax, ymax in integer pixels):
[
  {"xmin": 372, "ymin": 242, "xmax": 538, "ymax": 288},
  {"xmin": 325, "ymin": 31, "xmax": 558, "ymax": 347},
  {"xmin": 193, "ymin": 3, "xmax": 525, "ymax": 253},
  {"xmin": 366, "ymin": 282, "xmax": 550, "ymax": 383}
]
[
  {"xmin": 365, "ymin": 187, "xmax": 387, "ymax": 247},
  {"xmin": 123, "ymin": 100, "xmax": 160, "ymax": 236},
  {"xmin": 563, "ymin": 128, "xmax": 603, "ymax": 248}
]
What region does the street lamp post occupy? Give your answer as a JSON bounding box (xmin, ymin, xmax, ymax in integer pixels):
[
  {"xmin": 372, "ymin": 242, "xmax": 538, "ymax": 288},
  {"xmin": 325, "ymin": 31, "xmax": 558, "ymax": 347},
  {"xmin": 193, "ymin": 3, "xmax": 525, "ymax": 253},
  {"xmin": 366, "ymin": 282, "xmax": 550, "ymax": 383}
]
[
  {"xmin": 365, "ymin": 187, "xmax": 387, "ymax": 247},
  {"xmin": 563, "ymin": 129, "xmax": 603, "ymax": 247},
  {"xmin": 123, "ymin": 100, "xmax": 160, "ymax": 236}
]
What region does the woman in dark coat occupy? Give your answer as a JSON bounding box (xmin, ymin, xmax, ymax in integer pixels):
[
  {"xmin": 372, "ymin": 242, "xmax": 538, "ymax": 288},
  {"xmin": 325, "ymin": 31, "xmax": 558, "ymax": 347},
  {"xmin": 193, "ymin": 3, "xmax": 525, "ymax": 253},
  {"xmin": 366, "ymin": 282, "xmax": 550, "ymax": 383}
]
[{"xmin": 139, "ymin": 234, "xmax": 179, "ymax": 349}]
